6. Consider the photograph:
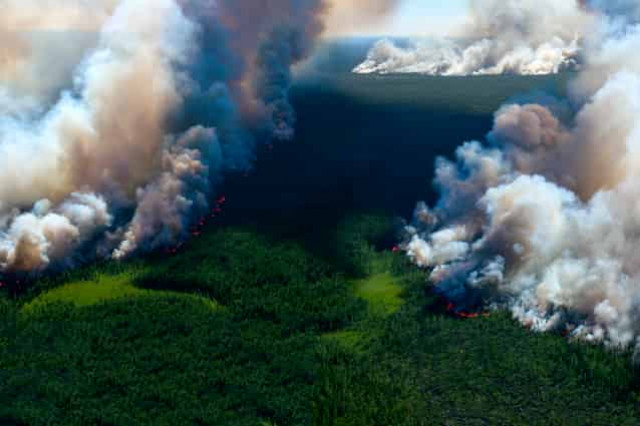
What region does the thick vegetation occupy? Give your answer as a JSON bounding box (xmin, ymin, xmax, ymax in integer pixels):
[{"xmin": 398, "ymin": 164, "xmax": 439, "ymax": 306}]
[{"xmin": 2, "ymin": 213, "xmax": 640, "ymax": 425}]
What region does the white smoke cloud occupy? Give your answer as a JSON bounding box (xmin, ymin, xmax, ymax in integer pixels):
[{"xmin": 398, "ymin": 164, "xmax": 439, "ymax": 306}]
[
  {"xmin": 404, "ymin": 2, "xmax": 640, "ymax": 352},
  {"xmin": 354, "ymin": 0, "xmax": 594, "ymax": 76},
  {"xmin": 0, "ymin": 0, "xmax": 332, "ymax": 274},
  {"xmin": 0, "ymin": 193, "xmax": 112, "ymax": 272}
]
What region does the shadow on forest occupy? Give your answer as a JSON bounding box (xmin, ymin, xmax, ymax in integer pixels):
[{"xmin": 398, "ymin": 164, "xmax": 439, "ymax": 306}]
[{"xmin": 218, "ymin": 72, "xmax": 569, "ymax": 261}]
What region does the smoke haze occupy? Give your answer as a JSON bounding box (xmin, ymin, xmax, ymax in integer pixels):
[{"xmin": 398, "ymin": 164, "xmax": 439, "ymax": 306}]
[
  {"xmin": 404, "ymin": 0, "xmax": 640, "ymax": 352},
  {"xmin": 322, "ymin": 0, "xmax": 400, "ymax": 36}
]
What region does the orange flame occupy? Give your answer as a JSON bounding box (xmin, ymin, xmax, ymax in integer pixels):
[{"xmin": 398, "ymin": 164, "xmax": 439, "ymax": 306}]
[{"xmin": 445, "ymin": 300, "xmax": 490, "ymax": 319}]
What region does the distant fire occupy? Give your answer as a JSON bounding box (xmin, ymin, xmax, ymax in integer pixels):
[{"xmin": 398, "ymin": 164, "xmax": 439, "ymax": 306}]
[
  {"xmin": 167, "ymin": 194, "xmax": 228, "ymax": 254},
  {"xmin": 164, "ymin": 243, "xmax": 183, "ymax": 255},
  {"xmin": 445, "ymin": 301, "xmax": 490, "ymax": 319}
]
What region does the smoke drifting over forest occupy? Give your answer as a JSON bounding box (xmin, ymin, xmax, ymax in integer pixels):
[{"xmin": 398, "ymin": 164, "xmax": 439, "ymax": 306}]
[
  {"xmin": 7, "ymin": 0, "xmax": 640, "ymax": 358},
  {"xmin": 355, "ymin": 0, "xmax": 597, "ymax": 76},
  {"xmin": 403, "ymin": 0, "xmax": 640, "ymax": 352}
]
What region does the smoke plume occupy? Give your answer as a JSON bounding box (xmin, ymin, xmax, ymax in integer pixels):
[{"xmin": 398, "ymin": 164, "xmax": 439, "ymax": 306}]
[
  {"xmin": 0, "ymin": 0, "xmax": 328, "ymax": 274},
  {"xmin": 354, "ymin": 0, "xmax": 595, "ymax": 76},
  {"xmin": 403, "ymin": 1, "xmax": 640, "ymax": 352}
]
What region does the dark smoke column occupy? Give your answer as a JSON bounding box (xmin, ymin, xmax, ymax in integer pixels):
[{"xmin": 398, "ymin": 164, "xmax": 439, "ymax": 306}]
[{"xmin": 209, "ymin": 0, "xmax": 326, "ymax": 141}]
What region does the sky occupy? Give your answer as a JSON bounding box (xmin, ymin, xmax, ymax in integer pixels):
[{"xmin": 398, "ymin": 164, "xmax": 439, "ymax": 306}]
[
  {"xmin": 323, "ymin": 0, "xmax": 470, "ymax": 37},
  {"xmin": 326, "ymin": 0, "xmax": 469, "ymax": 37},
  {"xmin": 386, "ymin": 0, "xmax": 469, "ymax": 36}
]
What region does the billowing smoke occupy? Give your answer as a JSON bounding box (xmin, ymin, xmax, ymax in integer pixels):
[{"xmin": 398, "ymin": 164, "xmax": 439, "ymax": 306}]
[
  {"xmin": 354, "ymin": 0, "xmax": 596, "ymax": 76},
  {"xmin": 403, "ymin": 1, "xmax": 640, "ymax": 352},
  {"xmin": 0, "ymin": 0, "xmax": 328, "ymax": 274}
]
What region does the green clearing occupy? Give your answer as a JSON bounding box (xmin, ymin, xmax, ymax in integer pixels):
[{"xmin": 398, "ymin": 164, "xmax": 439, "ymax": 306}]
[
  {"xmin": 22, "ymin": 271, "xmax": 218, "ymax": 314},
  {"xmin": 22, "ymin": 272, "xmax": 146, "ymax": 311},
  {"xmin": 322, "ymin": 270, "xmax": 403, "ymax": 352},
  {"xmin": 353, "ymin": 273, "xmax": 403, "ymax": 317}
]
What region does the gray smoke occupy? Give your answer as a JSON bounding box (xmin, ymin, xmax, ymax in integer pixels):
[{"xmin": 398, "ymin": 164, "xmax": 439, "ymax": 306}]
[
  {"xmin": 0, "ymin": 0, "xmax": 330, "ymax": 274},
  {"xmin": 404, "ymin": 1, "xmax": 640, "ymax": 352}
]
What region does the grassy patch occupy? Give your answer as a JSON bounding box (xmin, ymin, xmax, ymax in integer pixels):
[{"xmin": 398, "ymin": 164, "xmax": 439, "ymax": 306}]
[{"xmin": 353, "ymin": 272, "xmax": 403, "ymax": 317}]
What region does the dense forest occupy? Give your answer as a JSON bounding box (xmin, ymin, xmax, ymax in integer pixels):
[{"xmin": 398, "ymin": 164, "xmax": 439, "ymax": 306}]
[{"xmin": 2, "ymin": 211, "xmax": 640, "ymax": 425}]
